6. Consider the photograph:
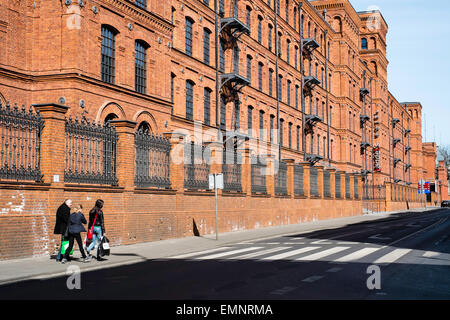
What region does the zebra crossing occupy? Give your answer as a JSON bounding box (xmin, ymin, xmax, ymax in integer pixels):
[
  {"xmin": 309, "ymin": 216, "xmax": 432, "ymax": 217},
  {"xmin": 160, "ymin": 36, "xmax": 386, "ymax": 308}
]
[{"xmin": 168, "ymin": 242, "xmax": 424, "ymax": 266}]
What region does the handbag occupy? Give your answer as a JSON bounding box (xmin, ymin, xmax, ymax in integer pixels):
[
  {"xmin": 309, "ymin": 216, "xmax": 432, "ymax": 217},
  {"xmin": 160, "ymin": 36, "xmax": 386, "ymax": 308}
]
[{"xmin": 87, "ymin": 211, "xmax": 98, "ymax": 240}]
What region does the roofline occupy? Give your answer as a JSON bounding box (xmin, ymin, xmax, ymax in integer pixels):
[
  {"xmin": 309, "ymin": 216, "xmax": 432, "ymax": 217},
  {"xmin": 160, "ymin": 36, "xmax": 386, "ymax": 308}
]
[{"xmin": 357, "ymin": 10, "xmax": 389, "ymax": 29}]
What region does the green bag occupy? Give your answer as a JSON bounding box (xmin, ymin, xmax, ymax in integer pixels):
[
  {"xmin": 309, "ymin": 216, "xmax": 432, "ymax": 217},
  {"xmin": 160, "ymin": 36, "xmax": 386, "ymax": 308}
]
[{"xmin": 60, "ymin": 237, "xmax": 73, "ymax": 255}]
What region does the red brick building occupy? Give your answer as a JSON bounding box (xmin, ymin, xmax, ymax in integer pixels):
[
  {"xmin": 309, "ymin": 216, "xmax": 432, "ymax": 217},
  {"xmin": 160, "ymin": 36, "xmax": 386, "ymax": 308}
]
[{"xmin": 0, "ymin": 0, "xmax": 438, "ymax": 259}]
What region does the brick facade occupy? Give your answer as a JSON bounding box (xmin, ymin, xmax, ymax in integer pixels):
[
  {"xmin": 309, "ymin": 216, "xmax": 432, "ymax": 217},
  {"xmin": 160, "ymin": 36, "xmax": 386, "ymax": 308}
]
[{"xmin": 0, "ymin": 0, "xmax": 438, "ymax": 260}]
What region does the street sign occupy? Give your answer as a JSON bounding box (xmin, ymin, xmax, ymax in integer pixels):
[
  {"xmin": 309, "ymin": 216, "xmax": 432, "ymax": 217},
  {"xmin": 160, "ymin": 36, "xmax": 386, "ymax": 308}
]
[{"xmin": 209, "ymin": 173, "xmax": 223, "ymax": 190}]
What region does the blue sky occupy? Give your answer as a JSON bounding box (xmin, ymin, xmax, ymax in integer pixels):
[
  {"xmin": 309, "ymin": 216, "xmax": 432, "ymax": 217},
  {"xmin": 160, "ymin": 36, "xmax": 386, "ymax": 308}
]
[{"xmin": 350, "ymin": 0, "xmax": 450, "ymax": 147}]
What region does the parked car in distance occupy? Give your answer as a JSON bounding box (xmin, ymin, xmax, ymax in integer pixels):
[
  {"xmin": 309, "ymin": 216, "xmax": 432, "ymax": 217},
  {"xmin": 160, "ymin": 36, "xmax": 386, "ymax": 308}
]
[{"xmin": 441, "ymin": 200, "xmax": 450, "ymax": 207}]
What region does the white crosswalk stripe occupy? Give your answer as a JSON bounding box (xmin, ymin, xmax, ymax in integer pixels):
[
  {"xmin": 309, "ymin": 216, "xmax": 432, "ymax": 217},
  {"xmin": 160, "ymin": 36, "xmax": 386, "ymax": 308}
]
[
  {"xmin": 261, "ymin": 247, "xmax": 320, "ymax": 261},
  {"xmin": 194, "ymin": 247, "xmax": 264, "ymax": 260},
  {"xmin": 169, "ymin": 247, "xmax": 232, "ymax": 259},
  {"xmin": 296, "ymin": 247, "xmax": 350, "ymax": 261},
  {"xmin": 226, "ymin": 247, "xmax": 291, "ymax": 260},
  {"xmin": 334, "ymin": 247, "xmax": 381, "ymax": 263},
  {"xmin": 373, "ymin": 248, "xmax": 412, "ymax": 264}
]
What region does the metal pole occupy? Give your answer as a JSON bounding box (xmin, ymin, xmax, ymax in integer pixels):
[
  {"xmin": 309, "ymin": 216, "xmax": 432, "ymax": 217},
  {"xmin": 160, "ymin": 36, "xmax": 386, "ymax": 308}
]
[
  {"xmin": 214, "ymin": 0, "xmax": 219, "ymax": 129},
  {"xmin": 215, "ymin": 174, "xmax": 219, "ymax": 240}
]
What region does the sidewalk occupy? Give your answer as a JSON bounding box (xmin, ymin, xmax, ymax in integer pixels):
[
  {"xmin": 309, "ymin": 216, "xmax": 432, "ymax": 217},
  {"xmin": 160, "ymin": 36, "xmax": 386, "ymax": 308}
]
[{"xmin": 0, "ymin": 207, "xmax": 441, "ymax": 286}]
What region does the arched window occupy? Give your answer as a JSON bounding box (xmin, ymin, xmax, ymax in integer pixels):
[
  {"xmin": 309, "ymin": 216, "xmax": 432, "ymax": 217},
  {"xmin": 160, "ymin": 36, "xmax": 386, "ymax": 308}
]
[
  {"xmin": 104, "ymin": 113, "xmax": 118, "ymax": 124},
  {"xmin": 286, "ymin": 39, "xmax": 290, "ymax": 64},
  {"xmin": 185, "ymin": 80, "xmax": 195, "ymax": 120},
  {"xmin": 137, "ymin": 121, "xmax": 150, "ymax": 133},
  {"xmin": 135, "ymin": 40, "xmax": 149, "ymax": 94},
  {"xmin": 293, "ymin": 7, "xmax": 297, "ymax": 30},
  {"xmin": 185, "ymin": 17, "xmax": 194, "ymax": 56},
  {"xmin": 268, "ymin": 24, "xmax": 273, "ymax": 51},
  {"xmin": 361, "ymin": 38, "xmax": 368, "ymax": 50},
  {"xmin": 257, "ymin": 15, "xmax": 263, "ymax": 43},
  {"xmin": 246, "ymin": 6, "xmax": 252, "ymax": 29},
  {"xmin": 258, "ymin": 62, "xmax": 263, "ymax": 91},
  {"xmin": 203, "ymin": 28, "xmax": 211, "ymax": 65},
  {"xmin": 101, "ymin": 25, "xmax": 118, "ymax": 84},
  {"xmin": 333, "ymin": 16, "xmax": 342, "ymax": 33},
  {"xmin": 204, "ymin": 87, "xmax": 212, "ymax": 125},
  {"xmin": 285, "ymin": 0, "xmax": 289, "ymax": 24},
  {"xmin": 247, "ymin": 54, "xmax": 253, "ymax": 81}
]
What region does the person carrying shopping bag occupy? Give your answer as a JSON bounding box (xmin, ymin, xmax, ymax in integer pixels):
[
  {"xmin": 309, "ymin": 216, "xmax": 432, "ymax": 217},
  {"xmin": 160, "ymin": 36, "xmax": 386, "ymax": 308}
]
[
  {"xmin": 61, "ymin": 204, "xmax": 91, "ymax": 264},
  {"xmin": 86, "ymin": 199, "xmax": 106, "ymax": 261},
  {"xmin": 54, "ymin": 199, "xmax": 72, "ymax": 262}
]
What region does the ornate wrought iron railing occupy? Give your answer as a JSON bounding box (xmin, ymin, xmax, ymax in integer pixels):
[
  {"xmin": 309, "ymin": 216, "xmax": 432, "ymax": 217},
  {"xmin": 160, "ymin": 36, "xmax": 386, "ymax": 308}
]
[
  {"xmin": 362, "ymin": 184, "xmax": 386, "ymax": 200},
  {"xmin": 324, "ymin": 170, "xmax": 331, "ymax": 198},
  {"xmin": 294, "ymin": 164, "xmax": 304, "ymax": 196},
  {"xmin": 135, "ymin": 130, "xmax": 171, "ymax": 189},
  {"xmin": 222, "ymin": 150, "xmax": 242, "ymax": 192},
  {"xmin": 65, "ymin": 117, "xmax": 118, "ymax": 185},
  {"xmin": 310, "ymin": 166, "xmax": 319, "ymax": 197},
  {"xmin": 0, "ymin": 103, "xmax": 44, "ymax": 182},
  {"xmin": 184, "ymin": 143, "xmax": 210, "ymax": 190},
  {"xmin": 251, "ymin": 156, "xmax": 267, "ymax": 194},
  {"xmin": 275, "ymin": 161, "xmax": 287, "ymax": 196},
  {"xmin": 335, "ymin": 173, "xmax": 342, "ymax": 199},
  {"xmin": 345, "ymin": 173, "xmax": 351, "ymax": 199}
]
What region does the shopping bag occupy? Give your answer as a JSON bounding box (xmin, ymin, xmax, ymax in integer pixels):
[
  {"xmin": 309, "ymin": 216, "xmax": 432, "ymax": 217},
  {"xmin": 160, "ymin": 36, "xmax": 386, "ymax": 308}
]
[
  {"xmin": 60, "ymin": 237, "xmax": 73, "ymax": 255},
  {"xmin": 97, "ymin": 236, "xmax": 110, "ymax": 257}
]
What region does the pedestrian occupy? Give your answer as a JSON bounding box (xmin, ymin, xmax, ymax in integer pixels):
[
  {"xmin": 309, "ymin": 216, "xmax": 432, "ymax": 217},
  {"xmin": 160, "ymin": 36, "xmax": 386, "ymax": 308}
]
[
  {"xmin": 86, "ymin": 199, "xmax": 106, "ymax": 261},
  {"xmin": 61, "ymin": 204, "xmax": 90, "ymax": 264},
  {"xmin": 53, "ymin": 199, "xmax": 72, "ymax": 262}
]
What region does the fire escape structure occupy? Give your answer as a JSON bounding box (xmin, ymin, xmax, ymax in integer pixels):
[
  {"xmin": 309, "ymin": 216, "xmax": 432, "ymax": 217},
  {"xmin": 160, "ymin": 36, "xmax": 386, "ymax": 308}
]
[
  {"xmin": 301, "ymin": 29, "xmax": 322, "ymax": 165},
  {"xmin": 216, "ymin": 0, "xmax": 250, "ymax": 148},
  {"xmin": 360, "ymin": 71, "xmax": 371, "ymax": 179}
]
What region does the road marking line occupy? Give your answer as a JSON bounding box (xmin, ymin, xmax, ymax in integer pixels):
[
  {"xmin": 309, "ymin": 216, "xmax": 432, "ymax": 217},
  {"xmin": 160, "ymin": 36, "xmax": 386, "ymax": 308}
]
[
  {"xmin": 296, "ymin": 247, "xmax": 350, "ymax": 261},
  {"xmin": 311, "ymin": 239, "xmax": 333, "ymax": 244},
  {"xmin": 270, "ymin": 286, "xmax": 297, "ymax": 295},
  {"xmin": 373, "ymin": 248, "xmax": 412, "ymax": 264},
  {"xmin": 169, "ymin": 247, "xmax": 232, "ymax": 259},
  {"xmin": 326, "ymin": 267, "xmax": 343, "ymax": 273},
  {"xmin": 261, "ymin": 247, "xmax": 320, "ymax": 261},
  {"xmin": 283, "ymin": 242, "xmax": 305, "ymax": 245},
  {"xmin": 195, "ymin": 247, "xmax": 263, "ymax": 260},
  {"xmin": 387, "ymin": 217, "xmax": 447, "ymax": 247},
  {"xmin": 226, "ymin": 247, "xmax": 291, "ymax": 260},
  {"xmin": 302, "ymin": 275, "xmax": 324, "ymax": 283},
  {"xmin": 423, "ymin": 251, "xmax": 441, "ymax": 258},
  {"xmin": 368, "ymin": 234, "xmax": 391, "ymax": 241},
  {"xmin": 265, "ymin": 242, "xmax": 281, "ymax": 245},
  {"xmin": 334, "ymin": 247, "xmax": 381, "ymax": 263}
]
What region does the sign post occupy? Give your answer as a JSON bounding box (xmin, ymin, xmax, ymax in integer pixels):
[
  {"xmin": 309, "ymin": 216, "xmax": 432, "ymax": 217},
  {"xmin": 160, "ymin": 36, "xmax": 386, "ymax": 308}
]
[{"xmin": 209, "ymin": 173, "xmax": 223, "ymax": 240}]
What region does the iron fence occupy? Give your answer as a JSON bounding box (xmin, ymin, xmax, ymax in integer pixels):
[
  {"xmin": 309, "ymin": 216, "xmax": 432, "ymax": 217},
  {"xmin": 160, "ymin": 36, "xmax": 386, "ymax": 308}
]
[
  {"xmin": 222, "ymin": 150, "xmax": 242, "ymax": 192},
  {"xmin": 65, "ymin": 117, "xmax": 118, "ymax": 185},
  {"xmin": 0, "ymin": 103, "xmax": 44, "ymax": 182},
  {"xmin": 251, "ymin": 156, "xmax": 267, "ymax": 194},
  {"xmin": 324, "ymin": 170, "xmax": 331, "ymax": 198},
  {"xmin": 135, "ymin": 130, "xmax": 171, "ymax": 189},
  {"xmin": 184, "ymin": 143, "xmax": 210, "ymax": 190},
  {"xmin": 362, "ymin": 184, "xmax": 386, "ymax": 200},
  {"xmin": 310, "ymin": 166, "xmax": 319, "ymax": 197},
  {"xmin": 345, "ymin": 173, "xmax": 351, "ymax": 199},
  {"xmin": 335, "ymin": 173, "xmax": 342, "ymax": 198},
  {"xmin": 275, "ymin": 161, "xmax": 287, "ymax": 196},
  {"xmin": 294, "ymin": 164, "xmax": 304, "ymax": 196}
]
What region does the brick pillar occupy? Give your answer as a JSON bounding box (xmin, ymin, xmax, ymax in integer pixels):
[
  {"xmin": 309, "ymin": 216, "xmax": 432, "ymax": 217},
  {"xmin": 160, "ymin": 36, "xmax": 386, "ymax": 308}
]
[
  {"xmin": 338, "ymin": 171, "xmax": 345, "ymax": 200},
  {"xmin": 349, "ymin": 173, "xmax": 355, "ymax": 200},
  {"xmin": 33, "ymin": 103, "xmax": 69, "ymax": 185},
  {"xmin": 317, "ymin": 166, "xmax": 324, "ymax": 199},
  {"xmin": 241, "ymin": 148, "xmax": 251, "ymax": 196},
  {"xmin": 385, "ymin": 182, "xmax": 392, "ymax": 212},
  {"xmin": 109, "ymin": 120, "xmax": 137, "ymax": 190},
  {"xmin": 266, "ymin": 154, "xmax": 275, "ymax": 197},
  {"xmin": 357, "ymin": 174, "xmax": 362, "ymax": 200},
  {"xmin": 164, "ymin": 132, "xmax": 186, "ymax": 192},
  {"xmin": 302, "ymin": 163, "xmax": 311, "ymax": 198},
  {"xmin": 284, "ymin": 159, "xmax": 295, "ymax": 198},
  {"xmin": 329, "ymin": 168, "xmax": 336, "ymax": 199}
]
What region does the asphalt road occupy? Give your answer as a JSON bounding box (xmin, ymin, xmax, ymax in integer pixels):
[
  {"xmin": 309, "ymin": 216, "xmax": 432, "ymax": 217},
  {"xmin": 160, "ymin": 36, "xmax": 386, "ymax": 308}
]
[{"xmin": 1, "ymin": 208, "xmax": 449, "ymax": 300}]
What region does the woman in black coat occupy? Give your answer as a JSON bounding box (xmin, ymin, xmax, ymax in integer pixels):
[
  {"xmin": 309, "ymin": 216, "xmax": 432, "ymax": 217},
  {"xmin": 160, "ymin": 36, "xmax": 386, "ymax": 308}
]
[
  {"xmin": 54, "ymin": 199, "xmax": 72, "ymax": 261},
  {"xmin": 62, "ymin": 204, "xmax": 90, "ymax": 264}
]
